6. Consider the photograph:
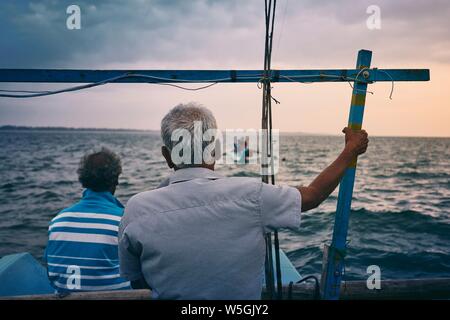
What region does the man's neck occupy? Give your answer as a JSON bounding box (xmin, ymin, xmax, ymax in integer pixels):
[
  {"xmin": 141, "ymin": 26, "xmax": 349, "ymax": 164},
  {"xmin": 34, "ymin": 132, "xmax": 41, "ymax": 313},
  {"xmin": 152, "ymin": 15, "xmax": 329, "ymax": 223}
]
[{"xmin": 174, "ymin": 164, "xmax": 215, "ymax": 171}]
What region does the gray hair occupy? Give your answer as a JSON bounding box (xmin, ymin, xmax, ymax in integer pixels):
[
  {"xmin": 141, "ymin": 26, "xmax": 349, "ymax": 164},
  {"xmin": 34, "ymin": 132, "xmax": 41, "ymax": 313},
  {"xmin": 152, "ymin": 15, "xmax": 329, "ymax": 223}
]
[
  {"xmin": 77, "ymin": 147, "xmax": 122, "ymax": 192},
  {"xmin": 161, "ymin": 102, "xmax": 218, "ymax": 166}
]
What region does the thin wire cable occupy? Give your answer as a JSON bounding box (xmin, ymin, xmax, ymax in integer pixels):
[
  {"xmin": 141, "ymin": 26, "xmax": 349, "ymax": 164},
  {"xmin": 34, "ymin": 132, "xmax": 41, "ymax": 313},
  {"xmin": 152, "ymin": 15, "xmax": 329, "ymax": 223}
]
[
  {"xmin": 0, "ymin": 74, "xmax": 130, "ymax": 98},
  {"xmin": 0, "ymin": 89, "xmax": 52, "ymax": 94},
  {"xmin": 275, "ymin": 0, "xmax": 289, "ymax": 57},
  {"xmin": 0, "ymin": 74, "xmax": 225, "ymax": 98},
  {"xmin": 278, "ymin": 70, "xmax": 399, "ymax": 97},
  {"xmin": 157, "ymin": 82, "xmax": 218, "ymax": 91}
]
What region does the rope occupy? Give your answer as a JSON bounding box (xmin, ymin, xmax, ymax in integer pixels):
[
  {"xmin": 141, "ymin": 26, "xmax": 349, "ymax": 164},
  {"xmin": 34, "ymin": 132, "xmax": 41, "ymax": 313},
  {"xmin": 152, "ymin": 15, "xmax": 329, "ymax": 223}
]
[
  {"xmin": 377, "ymin": 69, "xmax": 395, "ymax": 99},
  {"xmin": 0, "ymin": 73, "xmax": 228, "ymax": 98},
  {"xmin": 279, "ymin": 68, "xmax": 396, "ymax": 99},
  {"xmin": 348, "ymin": 67, "xmax": 374, "ymax": 95}
]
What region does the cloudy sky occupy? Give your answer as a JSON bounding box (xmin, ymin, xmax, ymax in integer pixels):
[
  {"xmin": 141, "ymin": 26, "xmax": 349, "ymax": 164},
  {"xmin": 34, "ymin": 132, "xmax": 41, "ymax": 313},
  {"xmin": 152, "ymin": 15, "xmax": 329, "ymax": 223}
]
[{"xmin": 0, "ymin": 0, "xmax": 449, "ymax": 136}]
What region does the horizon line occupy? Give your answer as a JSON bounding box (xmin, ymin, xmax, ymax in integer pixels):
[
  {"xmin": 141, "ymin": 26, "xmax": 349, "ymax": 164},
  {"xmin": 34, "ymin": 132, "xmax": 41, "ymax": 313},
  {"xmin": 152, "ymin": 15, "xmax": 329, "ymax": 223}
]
[{"xmin": 0, "ymin": 125, "xmax": 449, "ymax": 139}]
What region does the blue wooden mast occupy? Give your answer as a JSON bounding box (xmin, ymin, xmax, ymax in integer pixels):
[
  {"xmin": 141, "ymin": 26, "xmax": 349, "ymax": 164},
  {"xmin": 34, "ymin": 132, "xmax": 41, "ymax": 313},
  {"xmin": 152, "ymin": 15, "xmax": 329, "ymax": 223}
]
[{"xmin": 321, "ymin": 49, "xmax": 372, "ymax": 300}]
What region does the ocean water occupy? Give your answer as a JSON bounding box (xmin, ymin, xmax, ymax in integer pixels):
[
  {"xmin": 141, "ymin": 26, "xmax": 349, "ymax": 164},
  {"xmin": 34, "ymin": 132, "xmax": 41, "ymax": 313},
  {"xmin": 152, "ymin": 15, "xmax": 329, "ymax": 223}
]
[{"xmin": 0, "ymin": 130, "xmax": 449, "ymax": 281}]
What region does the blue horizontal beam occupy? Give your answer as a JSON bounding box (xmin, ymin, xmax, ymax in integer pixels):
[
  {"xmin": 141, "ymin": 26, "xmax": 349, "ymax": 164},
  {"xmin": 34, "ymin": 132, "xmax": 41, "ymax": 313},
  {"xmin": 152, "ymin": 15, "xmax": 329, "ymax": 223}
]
[{"xmin": 0, "ymin": 68, "xmax": 429, "ymax": 84}]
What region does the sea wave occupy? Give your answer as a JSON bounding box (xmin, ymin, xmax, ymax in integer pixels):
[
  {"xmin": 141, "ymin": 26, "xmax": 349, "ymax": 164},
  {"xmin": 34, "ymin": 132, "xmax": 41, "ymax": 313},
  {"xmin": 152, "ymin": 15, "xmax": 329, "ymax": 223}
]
[{"xmin": 0, "ymin": 131, "xmax": 448, "ymax": 280}]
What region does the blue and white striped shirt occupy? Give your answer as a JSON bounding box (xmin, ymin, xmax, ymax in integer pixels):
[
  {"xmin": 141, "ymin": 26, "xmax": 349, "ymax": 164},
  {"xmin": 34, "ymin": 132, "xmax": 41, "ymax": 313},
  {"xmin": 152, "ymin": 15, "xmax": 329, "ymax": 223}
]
[{"xmin": 46, "ymin": 189, "xmax": 131, "ymax": 292}]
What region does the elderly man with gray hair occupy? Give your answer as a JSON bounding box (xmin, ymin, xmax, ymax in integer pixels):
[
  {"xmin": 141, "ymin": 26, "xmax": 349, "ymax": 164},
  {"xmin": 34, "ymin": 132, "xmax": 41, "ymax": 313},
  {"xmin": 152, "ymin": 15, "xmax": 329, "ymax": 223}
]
[{"xmin": 118, "ymin": 102, "xmax": 369, "ymax": 299}]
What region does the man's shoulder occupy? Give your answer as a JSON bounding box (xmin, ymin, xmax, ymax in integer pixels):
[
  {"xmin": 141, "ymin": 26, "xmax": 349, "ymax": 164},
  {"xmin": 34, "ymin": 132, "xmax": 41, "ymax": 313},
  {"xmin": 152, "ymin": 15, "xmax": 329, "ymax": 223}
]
[
  {"xmin": 125, "ymin": 177, "xmax": 264, "ymax": 210},
  {"xmin": 56, "ymin": 199, "xmax": 124, "ymax": 218},
  {"xmin": 56, "ymin": 201, "xmax": 83, "ymax": 216},
  {"xmin": 127, "ymin": 188, "xmax": 165, "ymax": 205},
  {"xmin": 123, "ymin": 189, "xmax": 164, "ymax": 217}
]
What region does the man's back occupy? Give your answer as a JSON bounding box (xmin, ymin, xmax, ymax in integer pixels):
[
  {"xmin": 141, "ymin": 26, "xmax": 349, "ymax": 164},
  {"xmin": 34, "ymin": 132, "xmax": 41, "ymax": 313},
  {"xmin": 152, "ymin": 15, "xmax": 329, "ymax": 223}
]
[
  {"xmin": 46, "ymin": 189, "xmax": 130, "ymax": 292},
  {"xmin": 119, "ymin": 168, "xmax": 301, "ymax": 299}
]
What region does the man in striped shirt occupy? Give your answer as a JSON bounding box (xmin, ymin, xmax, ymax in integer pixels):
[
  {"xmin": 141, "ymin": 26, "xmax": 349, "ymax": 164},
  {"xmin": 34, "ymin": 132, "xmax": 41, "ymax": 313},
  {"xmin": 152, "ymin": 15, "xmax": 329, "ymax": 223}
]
[{"xmin": 45, "ymin": 148, "xmax": 130, "ymax": 292}]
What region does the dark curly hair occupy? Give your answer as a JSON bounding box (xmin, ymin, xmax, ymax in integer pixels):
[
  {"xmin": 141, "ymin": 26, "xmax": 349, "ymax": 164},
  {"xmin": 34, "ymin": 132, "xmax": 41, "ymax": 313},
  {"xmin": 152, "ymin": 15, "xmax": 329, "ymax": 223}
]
[{"xmin": 77, "ymin": 147, "xmax": 122, "ymax": 192}]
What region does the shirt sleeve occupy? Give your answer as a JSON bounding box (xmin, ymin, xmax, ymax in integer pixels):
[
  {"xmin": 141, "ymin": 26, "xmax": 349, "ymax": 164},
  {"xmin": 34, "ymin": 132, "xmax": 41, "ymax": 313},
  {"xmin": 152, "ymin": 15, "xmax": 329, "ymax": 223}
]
[
  {"xmin": 118, "ymin": 223, "xmax": 144, "ymax": 282},
  {"xmin": 260, "ymin": 183, "xmax": 302, "ymax": 232}
]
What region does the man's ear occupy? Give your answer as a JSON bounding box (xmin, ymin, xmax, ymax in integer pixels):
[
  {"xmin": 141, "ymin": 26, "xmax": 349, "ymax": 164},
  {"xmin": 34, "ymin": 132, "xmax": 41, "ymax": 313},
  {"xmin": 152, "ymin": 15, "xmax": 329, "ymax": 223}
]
[{"xmin": 161, "ymin": 146, "xmax": 175, "ymax": 169}]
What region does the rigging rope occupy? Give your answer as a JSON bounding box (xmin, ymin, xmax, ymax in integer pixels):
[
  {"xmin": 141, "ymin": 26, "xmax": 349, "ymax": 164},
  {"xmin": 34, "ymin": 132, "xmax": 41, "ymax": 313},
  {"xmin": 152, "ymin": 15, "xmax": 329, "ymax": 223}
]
[{"xmin": 0, "ymin": 74, "xmax": 227, "ymax": 98}]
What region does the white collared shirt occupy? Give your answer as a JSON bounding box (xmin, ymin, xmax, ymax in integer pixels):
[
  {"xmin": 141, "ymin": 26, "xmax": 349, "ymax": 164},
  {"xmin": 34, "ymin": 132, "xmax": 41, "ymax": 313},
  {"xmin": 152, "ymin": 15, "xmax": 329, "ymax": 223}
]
[{"xmin": 119, "ymin": 167, "xmax": 301, "ymax": 299}]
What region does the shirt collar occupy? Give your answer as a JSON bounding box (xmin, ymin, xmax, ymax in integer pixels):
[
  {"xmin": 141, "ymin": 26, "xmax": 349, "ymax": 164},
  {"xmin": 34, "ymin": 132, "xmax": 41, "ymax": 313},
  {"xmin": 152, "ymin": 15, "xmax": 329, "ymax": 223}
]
[
  {"xmin": 82, "ymin": 188, "xmax": 124, "ymax": 208},
  {"xmin": 168, "ymin": 167, "xmax": 223, "ymax": 185}
]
